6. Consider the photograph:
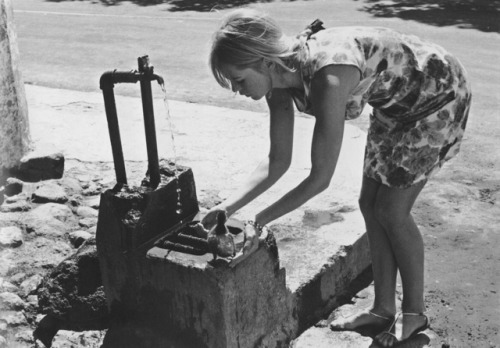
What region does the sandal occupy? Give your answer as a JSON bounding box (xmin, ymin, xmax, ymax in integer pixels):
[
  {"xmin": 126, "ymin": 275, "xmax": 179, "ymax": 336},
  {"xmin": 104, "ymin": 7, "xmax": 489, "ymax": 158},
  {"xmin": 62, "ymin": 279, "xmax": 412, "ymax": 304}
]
[
  {"xmin": 373, "ymin": 313, "xmax": 399, "ymax": 347},
  {"xmin": 400, "ymin": 312, "xmax": 430, "ymax": 342},
  {"xmin": 374, "ymin": 312, "xmax": 430, "ymax": 347},
  {"xmin": 330, "ymin": 310, "xmax": 395, "ymax": 338}
]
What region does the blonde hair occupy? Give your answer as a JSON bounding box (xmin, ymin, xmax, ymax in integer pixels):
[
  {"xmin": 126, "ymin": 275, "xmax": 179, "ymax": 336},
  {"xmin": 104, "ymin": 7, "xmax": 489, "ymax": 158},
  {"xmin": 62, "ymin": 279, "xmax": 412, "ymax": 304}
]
[{"xmin": 209, "ymin": 9, "xmax": 296, "ymax": 89}]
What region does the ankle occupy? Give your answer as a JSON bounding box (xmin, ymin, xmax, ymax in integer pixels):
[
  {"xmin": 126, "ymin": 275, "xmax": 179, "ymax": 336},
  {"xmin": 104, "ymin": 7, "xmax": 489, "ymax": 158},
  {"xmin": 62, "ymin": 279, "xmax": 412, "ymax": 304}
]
[
  {"xmin": 403, "ymin": 312, "xmax": 426, "ymax": 316},
  {"xmin": 371, "ymin": 307, "xmax": 396, "ymax": 319},
  {"xmin": 401, "ymin": 306, "xmax": 426, "ymax": 315}
]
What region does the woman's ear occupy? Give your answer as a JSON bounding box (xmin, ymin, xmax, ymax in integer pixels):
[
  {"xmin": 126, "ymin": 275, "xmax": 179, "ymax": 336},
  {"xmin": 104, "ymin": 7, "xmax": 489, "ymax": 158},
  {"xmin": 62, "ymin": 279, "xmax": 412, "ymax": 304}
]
[{"xmin": 261, "ymin": 58, "xmax": 274, "ymax": 70}]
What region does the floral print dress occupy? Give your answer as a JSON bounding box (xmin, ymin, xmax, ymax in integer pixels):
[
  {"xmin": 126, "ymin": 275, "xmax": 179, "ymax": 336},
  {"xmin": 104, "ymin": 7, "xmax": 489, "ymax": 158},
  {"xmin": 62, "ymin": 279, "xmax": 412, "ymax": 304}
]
[{"xmin": 291, "ymin": 21, "xmax": 472, "ymax": 188}]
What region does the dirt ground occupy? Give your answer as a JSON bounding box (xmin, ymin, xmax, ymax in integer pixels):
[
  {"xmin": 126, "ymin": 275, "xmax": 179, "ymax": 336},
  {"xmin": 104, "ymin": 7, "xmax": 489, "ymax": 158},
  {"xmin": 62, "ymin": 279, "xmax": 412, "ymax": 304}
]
[{"xmin": 7, "ymin": 0, "xmax": 500, "ymax": 347}]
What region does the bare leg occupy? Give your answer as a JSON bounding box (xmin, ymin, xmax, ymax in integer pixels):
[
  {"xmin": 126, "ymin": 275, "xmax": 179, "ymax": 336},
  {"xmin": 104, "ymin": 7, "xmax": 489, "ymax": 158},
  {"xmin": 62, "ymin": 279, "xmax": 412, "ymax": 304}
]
[
  {"xmin": 374, "ymin": 180, "xmax": 428, "ymax": 346},
  {"xmin": 360, "ymin": 176, "xmax": 398, "ymax": 317},
  {"xmin": 330, "ymin": 176, "xmax": 397, "ymax": 332}
]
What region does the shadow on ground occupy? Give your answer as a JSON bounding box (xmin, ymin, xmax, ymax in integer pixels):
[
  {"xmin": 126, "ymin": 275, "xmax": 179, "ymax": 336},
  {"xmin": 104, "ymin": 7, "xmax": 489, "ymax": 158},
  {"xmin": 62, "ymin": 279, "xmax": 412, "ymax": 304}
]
[
  {"xmin": 358, "ymin": 0, "xmax": 500, "ymax": 33},
  {"xmin": 45, "ymin": 0, "xmax": 300, "ymax": 12}
]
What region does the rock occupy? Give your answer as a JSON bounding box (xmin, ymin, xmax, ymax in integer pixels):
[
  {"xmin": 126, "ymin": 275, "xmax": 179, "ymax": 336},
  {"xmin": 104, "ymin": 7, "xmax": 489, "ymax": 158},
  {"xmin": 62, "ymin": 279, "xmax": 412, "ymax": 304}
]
[
  {"xmin": 0, "ymin": 199, "xmax": 31, "ymax": 212},
  {"xmin": 9, "ymin": 272, "xmax": 26, "ymax": 285},
  {"xmin": 50, "ymin": 330, "xmax": 105, "ymax": 348},
  {"xmin": 0, "ymin": 291, "xmax": 25, "ymax": 310},
  {"xmin": 35, "ymin": 237, "xmax": 108, "ymax": 347},
  {"xmin": 32, "ymin": 182, "xmax": 68, "ymax": 204},
  {"xmin": 0, "ymin": 335, "xmax": 6, "ymax": 348},
  {"xmin": 0, "ymin": 310, "xmax": 27, "ymax": 326},
  {"xmin": 76, "ymin": 206, "xmax": 98, "ymax": 218},
  {"xmin": 32, "ymin": 203, "xmax": 73, "ymax": 222},
  {"xmin": 4, "ymin": 177, "xmax": 23, "ymax": 196},
  {"xmin": 82, "ymin": 183, "xmax": 101, "ymax": 196},
  {"xmin": 4, "ymin": 192, "xmax": 28, "ymax": 203},
  {"xmin": 0, "ymin": 211, "xmax": 23, "ymax": 226},
  {"xmin": 0, "ymin": 250, "xmax": 15, "ymax": 277},
  {"xmin": 87, "ymin": 226, "xmax": 97, "ymax": 234},
  {"xmin": 84, "ymin": 195, "xmax": 100, "ymax": 209},
  {"xmin": 69, "ymin": 231, "xmax": 92, "ymax": 248},
  {"xmin": 0, "ymin": 280, "xmax": 16, "ymax": 292},
  {"xmin": 24, "ymin": 203, "xmax": 75, "ymax": 236},
  {"xmin": 68, "ymin": 194, "xmax": 83, "ymax": 208},
  {"xmin": 10, "ymin": 152, "xmax": 64, "ymax": 182},
  {"xmin": 0, "ymin": 226, "xmax": 23, "ymax": 248},
  {"xmin": 27, "ymin": 294, "xmax": 38, "ymax": 305},
  {"xmin": 17, "ymin": 238, "xmax": 72, "ymax": 270},
  {"xmin": 14, "ymin": 329, "xmax": 35, "ymax": 345},
  {"xmin": 20, "ymin": 274, "xmax": 43, "ymax": 297},
  {"xmin": 59, "ymin": 177, "xmax": 82, "ymax": 195},
  {"xmin": 75, "ymin": 173, "xmax": 93, "ymax": 184},
  {"xmin": 0, "ymin": 321, "xmax": 6, "ymax": 333},
  {"xmin": 78, "ymin": 217, "xmax": 97, "ymax": 229},
  {"xmin": 25, "ymin": 294, "xmax": 39, "ymax": 311}
]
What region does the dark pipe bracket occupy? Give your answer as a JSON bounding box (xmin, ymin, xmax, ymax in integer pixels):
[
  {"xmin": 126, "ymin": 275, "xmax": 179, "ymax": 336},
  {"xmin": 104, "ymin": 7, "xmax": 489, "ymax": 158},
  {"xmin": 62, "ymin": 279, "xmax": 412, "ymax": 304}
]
[{"xmin": 100, "ymin": 55, "xmax": 164, "ymax": 189}]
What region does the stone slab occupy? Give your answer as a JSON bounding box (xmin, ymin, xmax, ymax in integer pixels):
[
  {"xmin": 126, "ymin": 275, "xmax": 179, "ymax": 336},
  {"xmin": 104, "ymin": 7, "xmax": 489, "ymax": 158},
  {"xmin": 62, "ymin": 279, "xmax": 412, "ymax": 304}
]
[{"xmin": 26, "ymin": 84, "xmax": 371, "ymax": 345}]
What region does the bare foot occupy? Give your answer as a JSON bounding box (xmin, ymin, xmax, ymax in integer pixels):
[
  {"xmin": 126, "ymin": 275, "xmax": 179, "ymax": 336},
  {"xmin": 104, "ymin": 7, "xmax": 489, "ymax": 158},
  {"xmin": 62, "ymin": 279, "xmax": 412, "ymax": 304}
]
[
  {"xmin": 330, "ymin": 310, "xmax": 394, "ymax": 337},
  {"xmin": 374, "ymin": 313, "xmax": 429, "ymax": 347}
]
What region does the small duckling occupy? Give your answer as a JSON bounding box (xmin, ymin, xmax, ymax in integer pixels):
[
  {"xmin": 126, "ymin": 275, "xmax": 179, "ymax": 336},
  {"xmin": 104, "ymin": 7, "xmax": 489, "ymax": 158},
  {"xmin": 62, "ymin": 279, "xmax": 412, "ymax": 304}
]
[{"xmin": 207, "ymin": 211, "xmax": 235, "ymax": 260}]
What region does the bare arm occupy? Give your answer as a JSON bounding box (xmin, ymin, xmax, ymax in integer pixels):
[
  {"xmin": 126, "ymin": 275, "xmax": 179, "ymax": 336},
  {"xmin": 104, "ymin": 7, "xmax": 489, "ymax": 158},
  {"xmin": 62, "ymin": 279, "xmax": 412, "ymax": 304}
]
[
  {"xmin": 202, "ymin": 88, "xmax": 295, "ymax": 227},
  {"xmin": 255, "ymin": 65, "xmax": 361, "ymax": 226},
  {"xmin": 224, "ymin": 88, "xmax": 295, "ymax": 215}
]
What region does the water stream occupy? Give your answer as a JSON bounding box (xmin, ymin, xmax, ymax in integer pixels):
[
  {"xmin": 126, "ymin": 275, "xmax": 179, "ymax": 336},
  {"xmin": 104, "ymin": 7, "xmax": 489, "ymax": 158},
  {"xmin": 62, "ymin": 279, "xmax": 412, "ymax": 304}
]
[{"xmin": 160, "ymin": 83, "xmax": 183, "ymax": 215}]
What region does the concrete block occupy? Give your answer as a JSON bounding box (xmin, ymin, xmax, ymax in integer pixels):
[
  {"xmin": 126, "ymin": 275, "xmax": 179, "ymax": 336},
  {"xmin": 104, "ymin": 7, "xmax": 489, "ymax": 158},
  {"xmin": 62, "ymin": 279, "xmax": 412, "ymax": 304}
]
[
  {"xmin": 97, "ymin": 163, "xmax": 299, "ymax": 347},
  {"xmin": 96, "ymin": 164, "xmax": 200, "ymax": 334},
  {"xmin": 137, "ymin": 236, "xmax": 294, "ymax": 348}
]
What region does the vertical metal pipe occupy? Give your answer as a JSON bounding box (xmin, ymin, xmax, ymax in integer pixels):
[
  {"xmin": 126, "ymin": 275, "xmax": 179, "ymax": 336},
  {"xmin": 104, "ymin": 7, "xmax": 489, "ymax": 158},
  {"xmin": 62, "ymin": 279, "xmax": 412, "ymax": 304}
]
[
  {"xmin": 138, "ymin": 56, "xmax": 160, "ymax": 188},
  {"xmin": 101, "ymin": 86, "xmax": 127, "ymax": 186}
]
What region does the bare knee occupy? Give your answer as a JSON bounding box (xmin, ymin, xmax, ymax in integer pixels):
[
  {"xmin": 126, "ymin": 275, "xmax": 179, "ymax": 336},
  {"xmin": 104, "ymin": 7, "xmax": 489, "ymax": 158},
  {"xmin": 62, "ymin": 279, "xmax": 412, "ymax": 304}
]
[{"xmin": 373, "ymin": 203, "xmax": 411, "ymax": 235}]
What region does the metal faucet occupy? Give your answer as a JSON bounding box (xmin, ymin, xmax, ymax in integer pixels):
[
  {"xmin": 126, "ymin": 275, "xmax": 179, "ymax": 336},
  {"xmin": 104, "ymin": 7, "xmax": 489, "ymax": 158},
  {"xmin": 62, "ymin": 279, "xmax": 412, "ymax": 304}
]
[{"xmin": 100, "ymin": 56, "xmax": 164, "ymax": 189}]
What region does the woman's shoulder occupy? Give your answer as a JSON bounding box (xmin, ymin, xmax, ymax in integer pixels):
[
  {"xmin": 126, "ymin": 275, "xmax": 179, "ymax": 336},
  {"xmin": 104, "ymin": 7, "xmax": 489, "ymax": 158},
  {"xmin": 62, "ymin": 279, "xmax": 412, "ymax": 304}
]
[{"xmin": 298, "ymin": 27, "xmax": 371, "ymax": 80}]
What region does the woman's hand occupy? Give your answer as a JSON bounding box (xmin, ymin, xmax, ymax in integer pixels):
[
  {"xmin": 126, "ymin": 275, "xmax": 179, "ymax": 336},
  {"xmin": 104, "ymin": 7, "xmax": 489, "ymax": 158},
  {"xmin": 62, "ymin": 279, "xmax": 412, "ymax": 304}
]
[
  {"xmin": 201, "ymin": 205, "xmax": 228, "ymax": 229},
  {"xmin": 229, "ymin": 222, "xmax": 268, "ymax": 268}
]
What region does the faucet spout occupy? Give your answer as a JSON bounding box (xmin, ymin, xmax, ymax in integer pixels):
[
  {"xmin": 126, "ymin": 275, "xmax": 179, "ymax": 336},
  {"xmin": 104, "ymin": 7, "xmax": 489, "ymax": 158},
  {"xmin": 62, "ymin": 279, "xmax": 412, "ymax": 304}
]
[{"xmin": 152, "ymin": 74, "xmax": 164, "ymax": 86}]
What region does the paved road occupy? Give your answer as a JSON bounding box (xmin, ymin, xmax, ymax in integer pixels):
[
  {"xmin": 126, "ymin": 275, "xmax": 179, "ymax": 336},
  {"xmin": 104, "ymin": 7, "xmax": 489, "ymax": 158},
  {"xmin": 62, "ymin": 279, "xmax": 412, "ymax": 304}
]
[{"xmin": 14, "ymin": 0, "xmax": 499, "ymax": 115}]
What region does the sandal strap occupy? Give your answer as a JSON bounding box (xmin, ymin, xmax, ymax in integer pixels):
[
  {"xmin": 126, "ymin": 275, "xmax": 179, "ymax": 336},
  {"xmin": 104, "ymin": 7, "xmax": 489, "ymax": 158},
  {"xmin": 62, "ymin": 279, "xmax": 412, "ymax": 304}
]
[
  {"xmin": 402, "ymin": 312, "xmax": 426, "ymax": 316},
  {"xmin": 368, "ymin": 310, "xmax": 392, "ymax": 321}
]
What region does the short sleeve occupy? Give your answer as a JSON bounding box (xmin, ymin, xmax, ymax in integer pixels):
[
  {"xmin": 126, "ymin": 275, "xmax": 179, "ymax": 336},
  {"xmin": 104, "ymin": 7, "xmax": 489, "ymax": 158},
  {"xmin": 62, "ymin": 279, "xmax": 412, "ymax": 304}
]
[{"xmin": 300, "ymin": 29, "xmax": 365, "ymax": 83}]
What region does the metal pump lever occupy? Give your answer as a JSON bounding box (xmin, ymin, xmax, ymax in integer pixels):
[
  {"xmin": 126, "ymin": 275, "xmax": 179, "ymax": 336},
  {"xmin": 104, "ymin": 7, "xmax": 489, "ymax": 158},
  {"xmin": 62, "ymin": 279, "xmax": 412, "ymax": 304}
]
[{"xmin": 100, "ymin": 56, "xmax": 164, "ymax": 189}]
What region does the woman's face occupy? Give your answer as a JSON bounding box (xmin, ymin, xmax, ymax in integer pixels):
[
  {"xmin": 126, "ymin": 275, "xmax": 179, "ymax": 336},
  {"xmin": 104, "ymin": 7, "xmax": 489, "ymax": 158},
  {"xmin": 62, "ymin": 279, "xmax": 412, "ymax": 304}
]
[{"xmin": 222, "ymin": 63, "xmax": 272, "ymax": 100}]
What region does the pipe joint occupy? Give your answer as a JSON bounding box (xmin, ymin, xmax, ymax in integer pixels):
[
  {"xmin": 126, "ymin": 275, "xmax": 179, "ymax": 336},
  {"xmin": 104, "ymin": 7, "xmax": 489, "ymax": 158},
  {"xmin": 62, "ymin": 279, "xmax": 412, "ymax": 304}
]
[{"xmin": 99, "ymin": 70, "xmax": 164, "ymax": 90}]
